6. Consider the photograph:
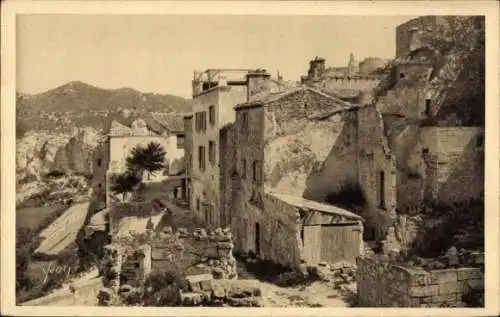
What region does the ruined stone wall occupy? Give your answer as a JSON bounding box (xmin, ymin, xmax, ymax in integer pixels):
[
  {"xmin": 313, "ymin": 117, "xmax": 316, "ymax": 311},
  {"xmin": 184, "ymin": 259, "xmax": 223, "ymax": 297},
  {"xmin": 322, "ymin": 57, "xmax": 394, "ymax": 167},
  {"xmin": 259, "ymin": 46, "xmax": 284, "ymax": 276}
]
[
  {"xmin": 420, "ymin": 127, "xmax": 484, "ymax": 204},
  {"xmin": 317, "ymin": 77, "xmax": 380, "ymax": 93},
  {"xmin": 356, "ymin": 106, "xmax": 397, "ymax": 242},
  {"xmin": 91, "ymin": 139, "xmax": 109, "ymax": 211},
  {"xmin": 357, "ymin": 256, "xmax": 483, "ymax": 307},
  {"xmin": 103, "ymin": 228, "xmax": 237, "ymax": 289}
]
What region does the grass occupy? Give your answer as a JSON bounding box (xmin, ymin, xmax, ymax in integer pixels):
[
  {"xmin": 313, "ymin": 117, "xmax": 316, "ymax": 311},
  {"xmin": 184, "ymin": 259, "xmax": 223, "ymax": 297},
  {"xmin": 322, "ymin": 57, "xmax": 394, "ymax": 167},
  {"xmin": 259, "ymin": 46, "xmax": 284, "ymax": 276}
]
[{"xmin": 17, "ymin": 204, "xmax": 68, "ymax": 231}]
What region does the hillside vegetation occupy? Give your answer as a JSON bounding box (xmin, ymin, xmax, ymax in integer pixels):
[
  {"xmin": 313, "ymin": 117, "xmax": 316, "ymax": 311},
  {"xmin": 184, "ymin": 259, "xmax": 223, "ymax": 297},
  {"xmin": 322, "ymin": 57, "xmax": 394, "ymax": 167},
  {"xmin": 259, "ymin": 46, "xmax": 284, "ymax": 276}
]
[{"xmin": 17, "ymin": 81, "xmax": 193, "ymax": 136}]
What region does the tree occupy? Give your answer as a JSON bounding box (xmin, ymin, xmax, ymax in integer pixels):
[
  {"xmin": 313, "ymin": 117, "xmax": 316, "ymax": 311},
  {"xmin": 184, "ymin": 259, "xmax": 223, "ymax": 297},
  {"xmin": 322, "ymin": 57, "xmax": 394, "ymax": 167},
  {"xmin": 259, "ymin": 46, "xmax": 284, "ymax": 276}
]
[
  {"xmin": 126, "ymin": 142, "xmax": 166, "ymax": 180},
  {"xmin": 109, "ymin": 172, "xmax": 141, "ymax": 202}
]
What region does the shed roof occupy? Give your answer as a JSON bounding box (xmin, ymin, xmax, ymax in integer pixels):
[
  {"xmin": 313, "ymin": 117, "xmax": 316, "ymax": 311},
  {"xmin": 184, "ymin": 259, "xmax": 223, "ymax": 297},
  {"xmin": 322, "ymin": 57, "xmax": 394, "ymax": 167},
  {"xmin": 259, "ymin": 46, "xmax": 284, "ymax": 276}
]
[{"xmin": 267, "ymin": 191, "xmax": 363, "ymax": 221}]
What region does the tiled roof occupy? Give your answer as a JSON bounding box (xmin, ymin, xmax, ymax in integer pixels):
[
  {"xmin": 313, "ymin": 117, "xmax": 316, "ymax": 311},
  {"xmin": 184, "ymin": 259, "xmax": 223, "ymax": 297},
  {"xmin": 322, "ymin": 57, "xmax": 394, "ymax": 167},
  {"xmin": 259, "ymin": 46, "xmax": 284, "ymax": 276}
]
[
  {"xmin": 266, "ymin": 191, "xmax": 363, "ymax": 221},
  {"xmin": 234, "ymin": 85, "xmax": 355, "ymax": 110},
  {"xmin": 109, "ymin": 120, "xmax": 133, "ymax": 137},
  {"xmin": 150, "ymin": 112, "xmax": 189, "ymax": 134}
]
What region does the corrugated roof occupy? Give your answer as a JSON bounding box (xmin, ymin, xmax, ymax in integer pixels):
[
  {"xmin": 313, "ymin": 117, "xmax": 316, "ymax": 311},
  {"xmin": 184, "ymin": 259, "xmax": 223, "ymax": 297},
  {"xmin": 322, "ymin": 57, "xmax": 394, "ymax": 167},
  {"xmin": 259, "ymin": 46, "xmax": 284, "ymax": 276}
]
[
  {"xmin": 150, "ymin": 112, "xmax": 189, "ymax": 134},
  {"xmin": 267, "ymin": 191, "xmax": 363, "ymax": 221}
]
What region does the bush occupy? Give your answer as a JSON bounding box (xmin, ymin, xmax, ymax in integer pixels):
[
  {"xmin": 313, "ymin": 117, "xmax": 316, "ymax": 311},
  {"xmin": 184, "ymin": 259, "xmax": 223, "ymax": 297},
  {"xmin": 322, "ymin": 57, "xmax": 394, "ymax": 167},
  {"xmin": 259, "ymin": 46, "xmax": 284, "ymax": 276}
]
[
  {"xmin": 142, "ymin": 269, "xmax": 188, "ymax": 306},
  {"xmin": 411, "ymin": 196, "xmax": 484, "ymax": 257},
  {"xmin": 324, "ymin": 182, "xmax": 366, "ymax": 212}
]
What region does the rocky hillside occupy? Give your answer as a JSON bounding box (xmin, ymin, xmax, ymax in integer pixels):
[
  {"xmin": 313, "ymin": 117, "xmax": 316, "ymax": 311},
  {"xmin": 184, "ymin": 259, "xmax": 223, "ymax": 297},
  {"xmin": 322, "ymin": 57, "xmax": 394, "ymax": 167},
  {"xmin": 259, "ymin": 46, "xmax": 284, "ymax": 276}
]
[
  {"xmin": 16, "ymin": 81, "xmax": 193, "ymax": 136},
  {"xmin": 16, "ymin": 82, "xmax": 192, "ymax": 207}
]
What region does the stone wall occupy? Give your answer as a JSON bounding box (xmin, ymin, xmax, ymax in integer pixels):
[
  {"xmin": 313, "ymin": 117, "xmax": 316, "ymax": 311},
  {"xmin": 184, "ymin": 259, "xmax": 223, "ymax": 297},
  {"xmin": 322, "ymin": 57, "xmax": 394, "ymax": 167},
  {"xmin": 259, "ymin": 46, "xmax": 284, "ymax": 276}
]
[
  {"xmin": 230, "ymin": 172, "xmax": 303, "ymax": 269},
  {"xmin": 91, "ymin": 140, "xmax": 109, "ymax": 211},
  {"xmin": 356, "ymin": 105, "xmax": 397, "ymax": 242},
  {"xmin": 357, "ymin": 256, "xmax": 484, "ymax": 307},
  {"xmin": 420, "ymin": 127, "xmax": 484, "ymax": 204},
  {"xmin": 316, "ymin": 77, "xmax": 380, "ymax": 94},
  {"xmin": 396, "ymin": 16, "xmax": 449, "ymax": 58},
  {"xmin": 102, "ymin": 227, "xmax": 237, "ymax": 289}
]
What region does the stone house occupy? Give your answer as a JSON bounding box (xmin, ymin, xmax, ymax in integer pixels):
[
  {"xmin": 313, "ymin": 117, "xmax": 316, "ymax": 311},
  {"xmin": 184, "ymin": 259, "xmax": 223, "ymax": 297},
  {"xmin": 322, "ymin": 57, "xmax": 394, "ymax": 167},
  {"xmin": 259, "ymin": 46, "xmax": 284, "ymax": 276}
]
[
  {"xmin": 184, "ymin": 68, "xmax": 297, "ymax": 229},
  {"xmin": 228, "ymin": 84, "xmax": 366, "ymax": 268},
  {"xmin": 91, "ymin": 113, "xmax": 187, "ymax": 209}
]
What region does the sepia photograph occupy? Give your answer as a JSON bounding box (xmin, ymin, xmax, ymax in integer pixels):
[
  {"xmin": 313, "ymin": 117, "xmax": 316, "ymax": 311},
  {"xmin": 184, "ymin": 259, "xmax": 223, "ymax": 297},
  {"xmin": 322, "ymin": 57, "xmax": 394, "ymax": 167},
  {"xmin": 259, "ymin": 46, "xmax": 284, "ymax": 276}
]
[{"xmin": 1, "ymin": 0, "xmax": 499, "ymax": 316}]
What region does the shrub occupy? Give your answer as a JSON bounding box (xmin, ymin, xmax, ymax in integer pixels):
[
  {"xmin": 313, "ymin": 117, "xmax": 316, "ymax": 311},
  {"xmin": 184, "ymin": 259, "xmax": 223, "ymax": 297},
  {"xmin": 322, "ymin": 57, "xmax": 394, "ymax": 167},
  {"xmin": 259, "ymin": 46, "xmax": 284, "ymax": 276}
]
[
  {"xmin": 142, "ymin": 268, "xmax": 187, "ymax": 306},
  {"xmin": 324, "ymin": 182, "xmax": 366, "ymax": 212},
  {"xmin": 411, "ymin": 196, "xmax": 484, "ymax": 257}
]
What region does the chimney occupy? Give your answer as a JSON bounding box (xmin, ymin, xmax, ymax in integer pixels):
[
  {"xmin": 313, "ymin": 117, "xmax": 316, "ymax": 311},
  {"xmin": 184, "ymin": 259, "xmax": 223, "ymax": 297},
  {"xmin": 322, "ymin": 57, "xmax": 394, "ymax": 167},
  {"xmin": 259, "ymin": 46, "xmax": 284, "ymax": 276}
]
[
  {"xmin": 192, "ymin": 70, "xmax": 203, "ymax": 96},
  {"xmin": 246, "ymin": 69, "xmax": 271, "ymax": 101},
  {"xmin": 218, "ymin": 75, "xmax": 227, "ymax": 87}
]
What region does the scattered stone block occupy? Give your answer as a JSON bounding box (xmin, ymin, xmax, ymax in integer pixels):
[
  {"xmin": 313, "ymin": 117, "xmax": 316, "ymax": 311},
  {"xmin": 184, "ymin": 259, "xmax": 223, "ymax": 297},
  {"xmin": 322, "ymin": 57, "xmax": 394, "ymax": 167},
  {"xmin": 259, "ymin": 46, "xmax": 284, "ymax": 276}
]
[
  {"xmin": 457, "ymin": 268, "xmax": 483, "ymax": 281},
  {"xmin": 409, "ymin": 285, "xmax": 439, "ymax": 297},
  {"xmin": 181, "ymin": 292, "xmax": 203, "ymax": 306},
  {"xmin": 430, "ymin": 269, "xmax": 458, "ymax": 285}
]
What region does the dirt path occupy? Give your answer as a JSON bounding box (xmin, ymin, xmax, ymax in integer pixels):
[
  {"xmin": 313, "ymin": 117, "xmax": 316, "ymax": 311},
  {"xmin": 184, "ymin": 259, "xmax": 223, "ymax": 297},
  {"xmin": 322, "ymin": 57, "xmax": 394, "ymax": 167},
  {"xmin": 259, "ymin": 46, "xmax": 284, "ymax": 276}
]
[{"xmin": 259, "ymin": 280, "xmax": 354, "ymax": 307}]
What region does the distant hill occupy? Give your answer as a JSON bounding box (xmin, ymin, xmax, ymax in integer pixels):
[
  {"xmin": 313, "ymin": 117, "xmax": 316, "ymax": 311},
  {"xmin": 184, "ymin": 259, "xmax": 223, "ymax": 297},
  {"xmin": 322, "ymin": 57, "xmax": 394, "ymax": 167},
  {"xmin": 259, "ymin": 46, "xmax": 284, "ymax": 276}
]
[{"xmin": 16, "ymin": 81, "xmax": 193, "ymax": 136}]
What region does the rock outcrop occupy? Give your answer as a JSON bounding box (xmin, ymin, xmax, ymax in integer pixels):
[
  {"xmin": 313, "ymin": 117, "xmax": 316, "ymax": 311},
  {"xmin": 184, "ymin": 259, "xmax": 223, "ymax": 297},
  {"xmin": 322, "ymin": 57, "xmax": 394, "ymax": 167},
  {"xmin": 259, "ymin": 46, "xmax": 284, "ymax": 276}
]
[{"xmin": 17, "ymin": 127, "xmax": 103, "ymax": 183}]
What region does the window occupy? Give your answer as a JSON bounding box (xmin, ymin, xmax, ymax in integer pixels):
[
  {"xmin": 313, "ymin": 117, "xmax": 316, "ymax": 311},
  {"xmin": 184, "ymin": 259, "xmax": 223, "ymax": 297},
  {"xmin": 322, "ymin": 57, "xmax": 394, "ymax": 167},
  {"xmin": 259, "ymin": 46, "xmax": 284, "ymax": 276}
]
[
  {"xmin": 97, "ymin": 158, "xmax": 102, "ymax": 167},
  {"xmin": 379, "ymin": 170, "xmax": 385, "ymax": 208},
  {"xmin": 196, "ymin": 198, "xmax": 200, "ymax": 211},
  {"xmin": 422, "ymin": 148, "xmax": 429, "ymax": 155},
  {"xmin": 209, "ymin": 105, "xmax": 215, "ymax": 126},
  {"xmin": 425, "ymin": 99, "xmax": 431, "ymax": 115},
  {"xmin": 198, "ymin": 146, "xmax": 206, "ymax": 171},
  {"xmin": 176, "ymin": 135, "xmax": 185, "ymax": 149},
  {"xmin": 242, "ymin": 112, "xmax": 249, "ymax": 132},
  {"xmin": 252, "ymin": 160, "xmax": 260, "ymax": 183},
  {"xmin": 399, "ymin": 72, "xmax": 405, "ymax": 79},
  {"xmin": 242, "ymin": 159, "xmax": 246, "ymax": 178},
  {"xmin": 195, "ymin": 111, "xmax": 207, "ymax": 132},
  {"xmin": 208, "ymin": 141, "xmax": 216, "ymax": 164},
  {"xmin": 98, "ymin": 183, "xmax": 102, "ymax": 189}
]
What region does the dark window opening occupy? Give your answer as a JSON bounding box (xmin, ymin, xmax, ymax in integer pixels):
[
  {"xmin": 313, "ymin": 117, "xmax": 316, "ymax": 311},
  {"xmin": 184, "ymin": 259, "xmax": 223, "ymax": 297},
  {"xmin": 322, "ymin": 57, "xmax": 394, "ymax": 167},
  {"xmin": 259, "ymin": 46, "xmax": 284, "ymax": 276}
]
[
  {"xmin": 198, "ymin": 146, "xmax": 206, "ymax": 171},
  {"xmin": 363, "ymin": 226, "xmax": 376, "ymax": 241},
  {"xmin": 97, "ymin": 159, "xmax": 102, "ymax": 167},
  {"xmin": 242, "ymin": 112, "xmax": 249, "ymax": 132},
  {"xmin": 209, "ymin": 105, "xmax": 215, "ymax": 126},
  {"xmin": 379, "ymin": 170, "xmax": 385, "ymax": 209},
  {"xmin": 425, "ymin": 99, "xmax": 431, "ymax": 115},
  {"xmin": 176, "ymin": 135, "xmax": 185, "ymax": 149},
  {"xmin": 422, "ymin": 148, "xmax": 429, "ymax": 155},
  {"xmin": 242, "ymin": 159, "xmax": 246, "ymax": 178},
  {"xmin": 196, "ymin": 198, "xmax": 200, "ymax": 211},
  {"xmin": 209, "ymin": 141, "xmax": 215, "ymax": 164},
  {"xmin": 98, "ymin": 183, "xmax": 102, "ymax": 189},
  {"xmin": 252, "ymin": 160, "xmax": 258, "ymax": 182},
  {"xmin": 255, "ymin": 222, "xmax": 261, "ymax": 256},
  {"xmin": 399, "ymin": 73, "xmax": 405, "ymax": 78},
  {"xmin": 476, "ymin": 135, "xmax": 484, "ymax": 148}
]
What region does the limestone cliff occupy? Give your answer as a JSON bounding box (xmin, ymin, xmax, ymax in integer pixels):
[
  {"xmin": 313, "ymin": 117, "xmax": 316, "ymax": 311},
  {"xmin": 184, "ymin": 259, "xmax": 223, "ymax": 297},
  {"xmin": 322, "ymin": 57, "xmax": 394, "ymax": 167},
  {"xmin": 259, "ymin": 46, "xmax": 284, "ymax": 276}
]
[
  {"xmin": 16, "ymin": 127, "xmax": 104, "ymax": 207},
  {"xmin": 17, "ymin": 127, "xmax": 103, "ymax": 183}
]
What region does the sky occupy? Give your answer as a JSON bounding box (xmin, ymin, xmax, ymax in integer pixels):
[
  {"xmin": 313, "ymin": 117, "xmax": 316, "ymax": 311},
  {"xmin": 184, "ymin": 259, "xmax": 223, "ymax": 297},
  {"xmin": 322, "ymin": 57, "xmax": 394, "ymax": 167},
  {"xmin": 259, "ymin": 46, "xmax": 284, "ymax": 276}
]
[{"xmin": 17, "ymin": 14, "xmax": 416, "ymax": 99}]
